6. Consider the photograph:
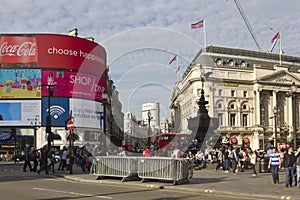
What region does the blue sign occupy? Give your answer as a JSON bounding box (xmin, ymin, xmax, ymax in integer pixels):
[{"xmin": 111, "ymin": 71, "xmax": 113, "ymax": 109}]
[
  {"xmin": 0, "ymin": 131, "xmax": 12, "ymax": 142},
  {"xmin": 42, "ymin": 97, "xmax": 69, "ymax": 127}
]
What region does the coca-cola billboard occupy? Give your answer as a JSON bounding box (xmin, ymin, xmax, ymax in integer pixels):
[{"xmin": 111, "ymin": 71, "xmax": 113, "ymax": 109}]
[
  {"xmin": 0, "ymin": 34, "xmax": 107, "ymax": 77},
  {"xmin": 0, "ymin": 36, "xmax": 38, "ymax": 63}
]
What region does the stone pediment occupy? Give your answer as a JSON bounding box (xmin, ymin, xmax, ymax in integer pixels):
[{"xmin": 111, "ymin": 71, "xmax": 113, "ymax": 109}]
[{"xmin": 258, "ymin": 70, "xmax": 300, "ymax": 84}]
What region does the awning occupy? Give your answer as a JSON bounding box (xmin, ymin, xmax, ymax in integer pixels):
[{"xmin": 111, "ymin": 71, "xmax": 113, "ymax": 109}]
[{"xmin": 0, "ymin": 131, "xmax": 13, "ymax": 142}]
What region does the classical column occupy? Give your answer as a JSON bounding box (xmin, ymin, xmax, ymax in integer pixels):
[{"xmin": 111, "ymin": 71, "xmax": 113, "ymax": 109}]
[
  {"xmin": 272, "ymin": 90, "xmax": 277, "ymax": 147},
  {"xmin": 272, "ymin": 90, "xmax": 277, "ymax": 111},
  {"xmin": 255, "ymin": 90, "xmax": 260, "ymax": 126},
  {"xmin": 288, "ymin": 95, "xmax": 293, "ymax": 128}
]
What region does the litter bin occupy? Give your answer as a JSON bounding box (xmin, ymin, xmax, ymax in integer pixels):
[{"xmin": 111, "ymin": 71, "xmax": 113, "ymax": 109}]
[{"xmin": 259, "ymin": 157, "xmax": 270, "ymax": 173}]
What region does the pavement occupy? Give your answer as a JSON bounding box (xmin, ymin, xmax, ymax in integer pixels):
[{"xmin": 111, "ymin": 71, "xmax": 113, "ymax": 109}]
[
  {"xmin": 1, "ymin": 161, "xmax": 299, "ymax": 199},
  {"xmin": 60, "ymin": 164, "xmax": 300, "ymax": 200}
]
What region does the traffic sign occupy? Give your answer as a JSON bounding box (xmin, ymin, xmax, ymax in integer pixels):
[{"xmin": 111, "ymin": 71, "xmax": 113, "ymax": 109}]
[{"xmin": 67, "ymin": 120, "xmax": 74, "ymax": 131}]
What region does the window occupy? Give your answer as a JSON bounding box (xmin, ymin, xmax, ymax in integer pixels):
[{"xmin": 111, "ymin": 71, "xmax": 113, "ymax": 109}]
[
  {"xmin": 218, "ymin": 113, "xmax": 223, "ymax": 126},
  {"xmin": 243, "ymin": 104, "xmax": 247, "ymax": 110},
  {"xmin": 243, "ymin": 91, "xmax": 248, "ymax": 98},
  {"xmin": 242, "ymin": 114, "xmax": 248, "ymax": 126},
  {"xmin": 218, "ymin": 89, "xmax": 223, "ymax": 96},
  {"xmin": 231, "ymin": 90, "xmax": 235, "ymax": 97},
  {"xmin": 230, "ymin": 113, "xmax": 236, "ymax": 126},
  {"xmin": 230, "ymin": 104, "xmax": 235, "ymax": 109},
  {"xmin": 218, "ymin": 103, "xmax": 222, "ymax": 109}
]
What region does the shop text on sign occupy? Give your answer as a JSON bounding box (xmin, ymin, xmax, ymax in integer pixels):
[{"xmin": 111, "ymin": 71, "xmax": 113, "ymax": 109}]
[{"xmin": 47, "ymin": 46, "xmax": 104, "ymax": 65}]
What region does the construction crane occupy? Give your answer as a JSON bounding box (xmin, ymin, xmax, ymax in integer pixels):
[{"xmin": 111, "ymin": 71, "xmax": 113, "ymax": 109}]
[{"xmin": 233, "ymin": 0, "xmax": 263, "ymax": 51}]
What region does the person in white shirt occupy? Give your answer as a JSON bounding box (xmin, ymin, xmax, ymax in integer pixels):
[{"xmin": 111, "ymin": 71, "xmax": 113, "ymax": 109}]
[{"xmin": 249, "ymin": 150, "xmax": 257, "ymax": 176}]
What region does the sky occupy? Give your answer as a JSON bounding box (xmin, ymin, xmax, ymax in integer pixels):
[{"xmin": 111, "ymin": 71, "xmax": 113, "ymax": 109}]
[{"xmin": 1, "ymin": 0, "xmax": 300, "ymax": 120}]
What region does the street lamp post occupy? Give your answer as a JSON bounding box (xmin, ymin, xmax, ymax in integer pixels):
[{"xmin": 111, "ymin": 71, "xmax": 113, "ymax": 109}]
[
  {"xmin": 147, "ymin": 110, "xmax": 152, "ymax": 147},
  {"xmin": 270, "ymin": 107, "xmax": 278, "ymax": 148},
  {"xmin": 291, "ymin": 82, "xmax": 297, "ymax": 149},
  {"xmin": 96, "ymin": 92, "xmax": 108, "ymax": 150},
  {"xmin": 42, "ymin": 84, "xmax": 55, "ymax": 147},
  {"xmin": 31, "ymin": 119, "xmax": 41, "ymax": 149},
  {"xmin": 102, "ymin": 92, "xmax": 108, "ymax": 150}
]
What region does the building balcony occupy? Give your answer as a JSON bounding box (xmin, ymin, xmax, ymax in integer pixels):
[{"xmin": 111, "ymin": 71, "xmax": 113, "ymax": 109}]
[{"xmin": 220, "ymin": 126, "xmax": 254, "ymax": 132}]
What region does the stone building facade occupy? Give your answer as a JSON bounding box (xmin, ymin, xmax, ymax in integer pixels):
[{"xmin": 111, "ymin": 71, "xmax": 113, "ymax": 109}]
[{"xmin": 170, "ymin": 46, "xmax": 300, "ymax": 150}]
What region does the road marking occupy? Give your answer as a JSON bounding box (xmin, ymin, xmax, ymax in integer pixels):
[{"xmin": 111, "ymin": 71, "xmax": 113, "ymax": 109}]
[
  {"xmin": 280, "ymin": 196, "xmax": 291, "ymax": 200},
  {"xmin": 33, "ymin": 187, "xmax": 112, "ymax": 199}
]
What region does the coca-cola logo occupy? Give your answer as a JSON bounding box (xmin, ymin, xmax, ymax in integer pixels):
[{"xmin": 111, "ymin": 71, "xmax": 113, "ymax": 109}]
[{"xmin": 0, "ymin": 41, "xmax": 36, "ymax": 57}]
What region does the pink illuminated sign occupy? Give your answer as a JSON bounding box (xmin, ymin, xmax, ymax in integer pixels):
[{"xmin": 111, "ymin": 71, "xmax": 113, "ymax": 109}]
[{"xmin": 41, "ymin": 70, "xmax": 105, "ymax": 102}]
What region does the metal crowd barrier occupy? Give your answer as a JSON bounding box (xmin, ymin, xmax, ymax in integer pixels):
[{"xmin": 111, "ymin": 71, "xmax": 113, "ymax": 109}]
[
  {"xmin": 92, "ymin": 156, "xmax": 192, "ymax": 184},
  {"xmin": 138, "ymin": 157, "xmax": 192, "ymax": 185},
  {"xmin": 92, "ymin": 156, "xmax": 139, "ymax": 182}
]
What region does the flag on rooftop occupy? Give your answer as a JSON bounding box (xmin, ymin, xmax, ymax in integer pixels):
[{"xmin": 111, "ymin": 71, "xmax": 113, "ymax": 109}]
[
  {"xmin": 176, "ymin": 66, "xmax": 181, "ymax": 73},
  {"xmin": 168, "ymin": 55, "xmax": 177, "ymax": 64},
  {"xmin": 271, "ymin": 32, "xmax": 280, "ymax": 43},
  {"xmin": 191, "ymin": 19, "xmax": 204, "ymax": 29}
]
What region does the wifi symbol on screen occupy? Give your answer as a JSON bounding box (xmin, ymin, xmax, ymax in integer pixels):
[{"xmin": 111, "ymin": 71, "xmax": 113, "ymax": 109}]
[{"xmin": 47, "ymin": 105, "xmax": 66, "ymax": 119}]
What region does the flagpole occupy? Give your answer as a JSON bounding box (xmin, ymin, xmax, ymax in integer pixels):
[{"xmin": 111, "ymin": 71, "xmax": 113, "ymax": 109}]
[
  {"xmin": 203, "ymin": 20, "xmax": 207, "ymax": 51},
  {"xmin": 176, "ymin": 53, "xmax": 180, "ymax": 80},
  {"xmin": 279, "ymin": 32, "xmax": 282, "ymax": 65}
]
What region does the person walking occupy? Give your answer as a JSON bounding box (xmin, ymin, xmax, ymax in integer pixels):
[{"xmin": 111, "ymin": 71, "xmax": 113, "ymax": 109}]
[
  {"xmin": 38, "ymin": 145, "xmax": 49, "ymax": 174},
  {"xmin": 295, "ymin": 146, "xmax": 300, "ymax": 187},
  {"xmin": 283, "ymin": 147, "xmax": 296, "ymax": 187},
  {"xmin": 230, "ymin": 147, "xmax": 239, "ymax": 175},
  {"xmin": 23, "ymin": 144, "xmax": 32, "ymax": 172},
  {"xmin": 48, "ymin": 147, "xmax": 56, "ymax": 173},
  {"xmin": 268, "ymin": 147, "xmax": 281, "ymax": 184},
  {"xmin": 223, "ymin": 148, "xmax": 230, "ymax": 173},
  {"xmin": 31, "ymin": 147, "xmax": 39, "ymax": 172},
  {"xmin": 215, "ymin": 148, "xmax": 223, "ymax": 171},
  {"xmin": 58, "ymin": 146, "xmax": 68, "ymax": 171},
  {"xmin": 249, "ymin": 150, "xmax": 257, "ymax": 176}
]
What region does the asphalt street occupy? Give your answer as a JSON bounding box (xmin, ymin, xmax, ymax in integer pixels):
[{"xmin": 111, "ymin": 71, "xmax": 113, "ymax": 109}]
[{"xmin": 0, "ymin": 162, "xmax": 299, "ymax": 200}]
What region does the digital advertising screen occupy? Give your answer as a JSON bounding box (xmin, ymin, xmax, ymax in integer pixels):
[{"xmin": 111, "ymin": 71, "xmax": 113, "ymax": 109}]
[
  {"xmin": 0, "ymin": 100, "xmax": 41, "ymax": 126},
  {"xmin": 36, "ymin": 34, "xmax": 106, "ymax": 76},
  {"xmin": 0, "ymin": 69, "xmax": 41, "ymax": 99},
  {"xmin": 0, "ymin": 34, "xmax": 107, "ymax": 77},
  {"xmin": 41, "ymin": 97, "xmax": 69, "ymax": 127},
  {"xmin": 0, "ymin": 35, "xmax": 38, "ymax": 63},
  {"xmin": 41, "ymin": 70, "xmax": 106, "ymax": 102},
  {"xmin": 70, "ymin": 98, "xmax": 103, "ymax": 129}
]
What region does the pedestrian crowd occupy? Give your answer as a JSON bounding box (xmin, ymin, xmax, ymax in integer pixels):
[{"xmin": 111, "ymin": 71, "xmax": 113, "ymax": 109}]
[
  {"xmin": 21, "ymin": 140, "xmax": 300, "ymax": 189},
  {"xmin": 22, "ymin": 144, "xmax": 94, "ymax": 175}
]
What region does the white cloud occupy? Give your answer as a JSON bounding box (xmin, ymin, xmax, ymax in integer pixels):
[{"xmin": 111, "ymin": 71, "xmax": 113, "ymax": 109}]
[{"xmin": 1, "ymin": 0, "xmax": 299, "ymax": 119}]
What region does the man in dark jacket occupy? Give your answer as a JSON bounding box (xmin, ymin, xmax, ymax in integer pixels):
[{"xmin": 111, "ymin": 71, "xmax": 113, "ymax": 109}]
[
  {"xmin": 283, "ymin": 147, "xmax": 296, "ymax": 187},
  {"xmin": 23, "ymin": 144, "xmax": 32, "ymax": 172},
  {"xmin": 37, "ymin": 145, "xmax": 49, "ymax": 174}
]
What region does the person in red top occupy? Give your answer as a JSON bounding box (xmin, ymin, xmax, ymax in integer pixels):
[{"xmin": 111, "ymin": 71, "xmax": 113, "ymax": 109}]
[{"xmin": 143, "ymin": 146, "xmax": 151, "ymax": 157}]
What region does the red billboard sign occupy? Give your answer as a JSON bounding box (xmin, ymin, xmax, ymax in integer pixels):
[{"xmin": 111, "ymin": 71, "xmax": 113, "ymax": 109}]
[
  {"xmin": 41, "ymin": 70, "xmax": 106, "ymax": 102},
  {"xmin": 0, "ymin": 34, "xmax": 106, "ymax": 77},
  {"xmin": 36, "ymin": 34, "xmax": 106, "ymax": 76},
  {"xmin": 0, "ymin": 36, "xmax": 38, "ymax": 63}
]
